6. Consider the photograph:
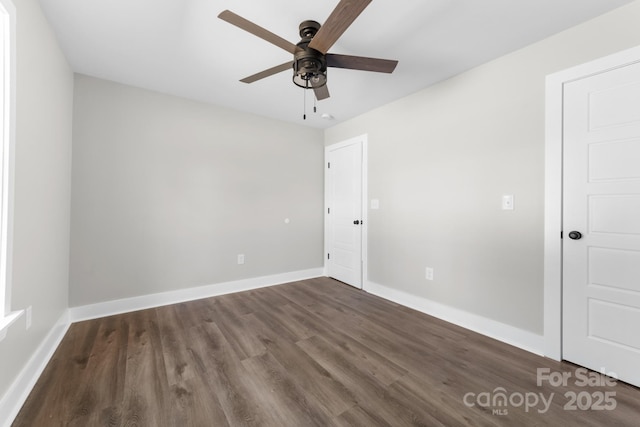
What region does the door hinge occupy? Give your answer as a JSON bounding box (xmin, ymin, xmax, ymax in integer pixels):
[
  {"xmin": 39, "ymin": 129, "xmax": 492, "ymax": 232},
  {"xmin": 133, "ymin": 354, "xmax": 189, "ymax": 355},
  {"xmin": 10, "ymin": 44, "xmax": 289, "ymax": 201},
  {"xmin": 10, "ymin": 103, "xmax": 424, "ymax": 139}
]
[
  {"xmin": 560, "ymin": 231, "xmax": 563, "ymax": 239},
  {"xmin": 327, "ymin": 253, "xmax": 330, "ymax": 260},
  {"xmin": 328, "ymin": 207, "xmax": 330, "ymax": 214},
  {"xmin": 327, "ymin": 162, "xmax": 330, "ymax": 169}
]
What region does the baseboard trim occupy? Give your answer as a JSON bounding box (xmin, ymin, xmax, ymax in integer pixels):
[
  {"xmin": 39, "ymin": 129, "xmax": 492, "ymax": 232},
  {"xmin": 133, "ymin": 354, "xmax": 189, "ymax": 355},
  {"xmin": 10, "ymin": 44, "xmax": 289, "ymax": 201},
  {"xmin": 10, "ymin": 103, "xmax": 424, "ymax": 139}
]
[
  {"xmin": 2, "ymin": 268, "xmax": 323, "ymax": 426},
  {"xmin": 2, "ymin": 272, "xmax": 541, "ymax": 426},
  {"xmin": 69, "ymin": 268, "xmax": 324, "ymax": 322},
  {"xmin": 0, "ymin": 310, "xmax": 71, "ymax": 427},
  {"xmin": 364, "ymin": 280, "xmax": 544, "ymax": 356}
]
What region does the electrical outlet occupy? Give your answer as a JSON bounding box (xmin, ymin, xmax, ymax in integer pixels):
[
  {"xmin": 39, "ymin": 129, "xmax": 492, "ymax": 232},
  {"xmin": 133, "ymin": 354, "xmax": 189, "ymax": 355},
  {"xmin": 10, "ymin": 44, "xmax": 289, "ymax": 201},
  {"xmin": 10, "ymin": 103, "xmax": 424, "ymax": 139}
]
[
  {"xmin": 425, "ymin": 267, "xmax": 434, "ymax": 281},
  {"xmin": 237, "ymin": 254, "xmax": 245, "ymax": 265},
  {"xmin": 26, "ymin": 306, "xmax": 32, "ymax": 330}
]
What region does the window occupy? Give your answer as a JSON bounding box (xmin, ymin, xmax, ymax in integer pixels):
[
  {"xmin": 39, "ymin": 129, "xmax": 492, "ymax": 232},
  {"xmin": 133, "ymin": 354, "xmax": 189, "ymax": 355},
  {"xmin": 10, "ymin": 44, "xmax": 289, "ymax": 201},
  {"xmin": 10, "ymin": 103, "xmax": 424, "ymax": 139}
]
[{"xmin": 0, "ymin": 0, "xmax": 18, "ymax": 340}]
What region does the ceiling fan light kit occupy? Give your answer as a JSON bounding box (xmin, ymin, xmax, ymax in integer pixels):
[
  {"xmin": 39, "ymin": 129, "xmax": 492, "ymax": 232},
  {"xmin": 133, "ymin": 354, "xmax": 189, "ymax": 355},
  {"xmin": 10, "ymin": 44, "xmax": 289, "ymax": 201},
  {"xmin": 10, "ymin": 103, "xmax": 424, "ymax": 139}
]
[
  {"xmin": 218, "ymin": 0, "xmax": 398, "ymax": 117},
  {"xmin": 292, "ymin": 21, "xmax": 327, "ymax": 90}
]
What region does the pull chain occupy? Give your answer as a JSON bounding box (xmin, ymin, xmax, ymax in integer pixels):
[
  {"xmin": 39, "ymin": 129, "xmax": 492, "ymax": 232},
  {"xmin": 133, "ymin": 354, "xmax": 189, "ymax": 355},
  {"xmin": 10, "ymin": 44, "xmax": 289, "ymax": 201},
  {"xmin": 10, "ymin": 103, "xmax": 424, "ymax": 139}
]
[{"xmin": 303, "ymin": 79, "xmax": 308, "ymax": 120}]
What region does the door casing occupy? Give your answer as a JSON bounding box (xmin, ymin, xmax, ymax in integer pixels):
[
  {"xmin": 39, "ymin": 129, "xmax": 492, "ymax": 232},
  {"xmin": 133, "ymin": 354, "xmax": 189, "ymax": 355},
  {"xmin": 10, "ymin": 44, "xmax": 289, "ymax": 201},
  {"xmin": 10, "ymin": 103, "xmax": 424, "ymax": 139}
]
[
  {"xmin": 324, "ymin": 135, "xmax": 368, "ymax": 289},
  {"xmin": 544, "ymin": 44, "xmax": 640, "ymax": 360}
]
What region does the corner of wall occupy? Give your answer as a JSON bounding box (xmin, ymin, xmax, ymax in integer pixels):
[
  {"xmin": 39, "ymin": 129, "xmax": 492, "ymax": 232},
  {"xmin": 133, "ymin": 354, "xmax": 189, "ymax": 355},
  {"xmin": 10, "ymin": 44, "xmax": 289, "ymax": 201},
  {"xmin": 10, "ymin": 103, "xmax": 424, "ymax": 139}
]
[{"xmin": 0, "ymin": 310, "xmax": 70, "ymax": 427}]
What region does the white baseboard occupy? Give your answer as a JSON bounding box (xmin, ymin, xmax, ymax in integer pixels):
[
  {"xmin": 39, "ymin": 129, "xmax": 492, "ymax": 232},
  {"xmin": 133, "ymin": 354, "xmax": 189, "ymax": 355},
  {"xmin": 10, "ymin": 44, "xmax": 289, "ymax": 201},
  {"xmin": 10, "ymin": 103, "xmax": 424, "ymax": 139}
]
[
  {"xmin": 69, "ymin": 268, "xmax": 324, "ymax": 322},
  {"xmin": 0, "ymin": 310, "xmax": 70, "ymax": 427},
  {"xmin": 1, "ymin": 268, "xmax": 323, "ymax": 426},
  {"xmin": 364, "ymin": 280, "xmax": 544, "ymax": 356},
  {"xmin": 2, "ymin": 272, "xmax": 541, "ymax": 427}
]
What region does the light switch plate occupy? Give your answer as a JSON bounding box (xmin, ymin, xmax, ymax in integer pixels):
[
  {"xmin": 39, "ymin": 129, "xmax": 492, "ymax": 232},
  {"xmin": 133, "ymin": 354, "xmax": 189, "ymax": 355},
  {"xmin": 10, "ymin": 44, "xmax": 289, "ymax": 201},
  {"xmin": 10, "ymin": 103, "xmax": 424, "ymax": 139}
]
[{"xmin": 371, "ymin": 199, "xmax": 380, "ymax": 209}]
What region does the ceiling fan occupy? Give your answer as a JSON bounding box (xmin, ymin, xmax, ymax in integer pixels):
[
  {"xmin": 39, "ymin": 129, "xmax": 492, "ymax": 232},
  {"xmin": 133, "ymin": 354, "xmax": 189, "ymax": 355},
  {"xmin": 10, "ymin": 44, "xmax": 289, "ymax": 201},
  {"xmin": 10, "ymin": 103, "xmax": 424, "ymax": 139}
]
[{"xmin": 218, "ymin": 0, "xmax": 398, "ymax": 103}]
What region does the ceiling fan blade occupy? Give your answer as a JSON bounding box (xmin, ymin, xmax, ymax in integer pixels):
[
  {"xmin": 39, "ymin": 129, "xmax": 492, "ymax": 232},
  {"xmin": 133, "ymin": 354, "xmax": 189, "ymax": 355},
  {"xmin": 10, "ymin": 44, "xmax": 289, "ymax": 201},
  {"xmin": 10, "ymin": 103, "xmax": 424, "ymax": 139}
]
[
  {"xmin": 327, "ymin": 54, "xmax": 398, "ymax": 73},
  {"xmin": 218, "ymin": 10, "xmax": 298, "ymax": 54},
  {"xmin": 313, "ymin": 84, "xmax": 330, "ymax": 101},
  {"xmin": 308, "ymin": 0, "xmax": 372, "ymax": 54},
  {"xmin": 240, "ymin": 62, "xmax": 292, "ymax": 84}
]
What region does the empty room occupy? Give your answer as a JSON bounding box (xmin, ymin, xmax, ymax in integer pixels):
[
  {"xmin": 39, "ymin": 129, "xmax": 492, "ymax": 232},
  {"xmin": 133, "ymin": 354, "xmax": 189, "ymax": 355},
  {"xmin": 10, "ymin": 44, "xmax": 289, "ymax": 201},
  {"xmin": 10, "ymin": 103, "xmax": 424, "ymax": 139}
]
[{"xmin": 1, "ymin": 0, "xmax": 640, "ymax": 425}]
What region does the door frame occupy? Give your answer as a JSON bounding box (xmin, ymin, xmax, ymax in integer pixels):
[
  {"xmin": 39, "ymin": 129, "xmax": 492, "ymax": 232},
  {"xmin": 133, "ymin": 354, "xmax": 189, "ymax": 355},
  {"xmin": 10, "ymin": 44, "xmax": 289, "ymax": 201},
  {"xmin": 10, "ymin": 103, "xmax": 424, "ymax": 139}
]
[
  {"xmin": 324, "ymin": 135, "xmax": 368, "ymax": 289},
  {"xmin": 544, "ymin": 44, "xmax": 640, "ymax": 360}
]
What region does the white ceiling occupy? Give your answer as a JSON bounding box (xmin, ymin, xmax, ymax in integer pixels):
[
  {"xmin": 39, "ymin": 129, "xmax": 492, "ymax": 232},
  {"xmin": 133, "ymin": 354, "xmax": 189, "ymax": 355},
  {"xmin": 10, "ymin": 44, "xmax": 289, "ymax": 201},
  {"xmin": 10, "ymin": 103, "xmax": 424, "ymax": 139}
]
[{"xmin": 39, "ymin": 0, "xmax": 631, "ymax": 129}]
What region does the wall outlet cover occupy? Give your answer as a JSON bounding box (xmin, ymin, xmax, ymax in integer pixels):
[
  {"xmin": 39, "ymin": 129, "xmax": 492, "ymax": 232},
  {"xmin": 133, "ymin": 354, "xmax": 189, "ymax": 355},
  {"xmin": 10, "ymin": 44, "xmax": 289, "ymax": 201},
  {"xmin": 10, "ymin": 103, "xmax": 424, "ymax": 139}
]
[
  {"xmin": 26, "ymin": 306, "xmax": 33, "ymax": 330},
  {"xmin": 426, "ymin": 267, "xmax": 434, "ymax": 281}
]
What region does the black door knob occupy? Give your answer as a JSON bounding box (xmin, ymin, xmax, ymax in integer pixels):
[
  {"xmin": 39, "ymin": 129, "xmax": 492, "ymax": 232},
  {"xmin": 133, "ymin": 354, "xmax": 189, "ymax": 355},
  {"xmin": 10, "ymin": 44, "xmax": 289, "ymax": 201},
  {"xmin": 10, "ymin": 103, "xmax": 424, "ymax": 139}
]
[
  {"xmin": 568, "ymin": 231, "xmax": 582, "ymax": 240},
  {"xmin": 353, "ymin": 220, "xmax": 360, "ymax": 225}
]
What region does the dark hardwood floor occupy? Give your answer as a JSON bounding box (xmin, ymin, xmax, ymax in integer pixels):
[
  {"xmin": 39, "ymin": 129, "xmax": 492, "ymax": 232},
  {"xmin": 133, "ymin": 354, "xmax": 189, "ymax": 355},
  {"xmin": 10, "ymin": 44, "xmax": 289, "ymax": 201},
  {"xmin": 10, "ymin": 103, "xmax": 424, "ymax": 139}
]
[{"xmin": 13, "ymin": 277, "xmax": 640, "ymax": 426}]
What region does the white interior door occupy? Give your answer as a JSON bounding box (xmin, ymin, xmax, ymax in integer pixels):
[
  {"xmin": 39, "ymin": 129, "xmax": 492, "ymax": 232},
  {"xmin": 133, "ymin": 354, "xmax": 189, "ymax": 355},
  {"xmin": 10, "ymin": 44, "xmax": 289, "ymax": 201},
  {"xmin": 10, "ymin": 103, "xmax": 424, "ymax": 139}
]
[
  {"xmin": 326, "ymin": 139, "xmax": 364, "ymax": 289},
  {"xmin": 563, "ymin": 60, "xmax": 640, "ymax": 387}
]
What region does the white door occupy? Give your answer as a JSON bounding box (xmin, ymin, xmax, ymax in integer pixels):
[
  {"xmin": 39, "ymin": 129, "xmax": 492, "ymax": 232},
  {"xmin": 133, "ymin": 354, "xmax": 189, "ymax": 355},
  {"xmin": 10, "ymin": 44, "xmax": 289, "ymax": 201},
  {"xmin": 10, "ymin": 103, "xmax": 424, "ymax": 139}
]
[
  {"xmin": 326, "ymin": 139, "xmax": 364, "ymax": 288},
  {"xmin": 563, "ymin": 60, "xmax": 640, "ymax": 387}
]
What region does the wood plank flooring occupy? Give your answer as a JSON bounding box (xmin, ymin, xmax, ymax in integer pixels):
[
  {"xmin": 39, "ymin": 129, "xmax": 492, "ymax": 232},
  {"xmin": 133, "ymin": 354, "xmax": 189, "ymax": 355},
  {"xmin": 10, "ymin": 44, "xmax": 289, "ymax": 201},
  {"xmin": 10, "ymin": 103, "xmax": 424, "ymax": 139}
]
[{"xmin": 12, "ymin": 277, "xmax": 640, "ymax": 426}]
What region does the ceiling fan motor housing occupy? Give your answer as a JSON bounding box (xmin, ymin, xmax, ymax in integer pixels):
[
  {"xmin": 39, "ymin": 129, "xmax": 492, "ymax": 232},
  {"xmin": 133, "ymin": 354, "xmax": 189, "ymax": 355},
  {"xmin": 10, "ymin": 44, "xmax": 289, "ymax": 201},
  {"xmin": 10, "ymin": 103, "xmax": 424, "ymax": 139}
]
[{"xmin": 293, "ymin": 20, "xmax": 327, "ymax": 88}]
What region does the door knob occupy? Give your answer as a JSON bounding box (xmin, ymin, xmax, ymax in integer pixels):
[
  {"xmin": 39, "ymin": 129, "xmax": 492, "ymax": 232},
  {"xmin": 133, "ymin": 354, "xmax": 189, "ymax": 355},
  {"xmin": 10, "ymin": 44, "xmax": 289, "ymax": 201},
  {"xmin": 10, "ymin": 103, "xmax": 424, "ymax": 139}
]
[
  {"xmin": 568, "ymin": 231, "xmax": 582, "ymax": 240},
  {"xmin": 353, "ymin": 220, "xmax": 360, "ymax": 225}
]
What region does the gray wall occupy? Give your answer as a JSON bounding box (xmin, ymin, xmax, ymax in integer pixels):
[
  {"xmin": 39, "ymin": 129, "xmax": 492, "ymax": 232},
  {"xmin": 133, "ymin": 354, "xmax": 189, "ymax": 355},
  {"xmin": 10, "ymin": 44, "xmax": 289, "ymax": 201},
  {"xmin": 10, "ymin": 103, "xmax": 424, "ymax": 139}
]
[
  {"xmin": 0, "ymin": 0, "xmax": 73, "ymax": 400},
  {"xmin": 326, "ymin": 1, "xmax": 640, "ymax": 335},
  {"xmin": 70, "ymin": 75, "xmax": 324, "ymax": 307}
]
